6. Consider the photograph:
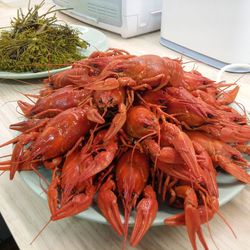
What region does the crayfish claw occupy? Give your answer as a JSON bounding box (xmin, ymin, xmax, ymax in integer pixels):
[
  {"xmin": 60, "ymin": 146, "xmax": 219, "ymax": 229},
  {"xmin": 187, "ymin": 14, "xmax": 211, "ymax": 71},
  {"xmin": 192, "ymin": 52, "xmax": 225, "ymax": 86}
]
[
  {"xmin": 216, "ymin": 155, "xmax": 250, "ymax": 184},
  {"xmin": 104, "ymin": 103, "xmax": 127, "ymax": 141},
  {"xmin": 97, "ymin": 179, "xmax": 124, "ymax": 236},
  {"xmin": 185, "ymin": 202, "xmax": 208, "ymax": 250},
  {"xmin": 130, "ymin": 186, "xmax": 158, "ymax": 247},
  {"xmin": 17, "ymin": 100, "xmax": 34, "ymax": 117},
  {"xmin": 86, "ymin": 107, "xmax": 105, "ymax": 124},
  {"xmin": 217, "ymin": 85, "xmax": 240, "ymax": 105},
  {"xmin": 51, "ymin": 185, "xmax": 95, "ymax": 221},
  {"xmin": 165, "ymin": 186, "xmax": 209, "ymax": 250},
  {"xmin": 235, "ymin": 144, "xmax": 250, "ymax": 155}
]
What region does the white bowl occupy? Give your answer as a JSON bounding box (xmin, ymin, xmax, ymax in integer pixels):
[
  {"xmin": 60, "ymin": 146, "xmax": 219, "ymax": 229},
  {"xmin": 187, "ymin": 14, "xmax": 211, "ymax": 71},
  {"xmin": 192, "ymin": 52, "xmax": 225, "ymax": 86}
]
[{"xmin": 0, "ymin": 24, "xmax": 108, "ymax": 79}]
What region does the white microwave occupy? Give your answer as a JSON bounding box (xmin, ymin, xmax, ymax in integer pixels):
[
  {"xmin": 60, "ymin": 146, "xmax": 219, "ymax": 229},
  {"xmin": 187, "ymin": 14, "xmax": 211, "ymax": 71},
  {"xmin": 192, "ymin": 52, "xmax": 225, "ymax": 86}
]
[
  {"xmin": 53, "ymin": 0, "xmax": 162, "ymax": 38},
  {"xmin": 160, "ymin": 0, "xmax": 250, "ymax": 72}
]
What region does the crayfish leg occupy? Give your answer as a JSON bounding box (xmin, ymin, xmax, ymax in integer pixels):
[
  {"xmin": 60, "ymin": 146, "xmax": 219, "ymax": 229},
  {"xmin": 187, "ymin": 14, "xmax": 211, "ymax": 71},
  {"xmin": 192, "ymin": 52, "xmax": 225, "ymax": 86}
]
[
  {"xmin": 161, "ymin": 123, "xmax": 202, "ymax": 180},
  {"xmin": 48, "ymin": 168, "xmax": 60, "ymax": 217},
  {"xmin": 142, "ymin": 73, "xmax": 166, "ymax": 91},
  {"xmin": 9, "ymin": 141, "xmax": 25, "ymax": 180},
  {"xmin": 0, "ymin": 166, "xmax": 10, "ymax": 171},
  {"xmin": 85, "ymin": 78, "xmax": 120, "ymax": 91},
  {"xmin": 164, "ymin": 213, "xmax": 185, "ymax": 226},
  {"xmin": 33, "ymin": 108, "xmax": 63, "ymax": 119},
  {"xmin": 235, "ymin": 144, "xmax": 250, "ymax": 155}
]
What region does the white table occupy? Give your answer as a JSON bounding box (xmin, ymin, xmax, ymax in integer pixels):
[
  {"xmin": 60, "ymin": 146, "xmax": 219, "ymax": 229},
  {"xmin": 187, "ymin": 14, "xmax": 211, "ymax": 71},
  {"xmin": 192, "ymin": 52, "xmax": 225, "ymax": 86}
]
[{"xmin": 0, "ymin": 2, "xmax": 250, "ymax": 250}]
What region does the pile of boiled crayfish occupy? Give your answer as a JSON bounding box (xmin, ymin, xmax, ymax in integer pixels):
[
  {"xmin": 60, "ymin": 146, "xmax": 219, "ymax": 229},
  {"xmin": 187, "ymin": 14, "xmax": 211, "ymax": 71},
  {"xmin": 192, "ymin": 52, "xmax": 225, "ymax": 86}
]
[{"xmin": 1, "ymin": 48, "xmax": 250, "ymax": 250}]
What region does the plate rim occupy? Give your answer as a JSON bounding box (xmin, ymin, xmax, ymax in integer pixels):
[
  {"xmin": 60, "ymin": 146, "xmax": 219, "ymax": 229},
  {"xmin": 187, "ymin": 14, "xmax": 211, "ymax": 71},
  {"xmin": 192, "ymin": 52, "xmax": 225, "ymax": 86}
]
[{"xmin": 19, "ymin": 169, "xmax": 246, "ymax": 226}]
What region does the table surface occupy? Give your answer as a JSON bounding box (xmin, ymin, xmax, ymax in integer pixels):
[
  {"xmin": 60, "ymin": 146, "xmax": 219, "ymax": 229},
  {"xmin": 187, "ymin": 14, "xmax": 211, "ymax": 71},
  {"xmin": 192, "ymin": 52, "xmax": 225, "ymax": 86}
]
[{"xmin": 0, "ymin": 2, "xmax": 250, "ymax": 250}]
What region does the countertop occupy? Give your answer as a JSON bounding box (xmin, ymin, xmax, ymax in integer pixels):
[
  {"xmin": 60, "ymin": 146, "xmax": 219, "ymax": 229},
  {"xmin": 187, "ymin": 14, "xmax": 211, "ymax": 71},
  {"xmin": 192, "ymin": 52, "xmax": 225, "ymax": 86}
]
[{"xmin": 0, "ymin": 2, "xmax": 250, "ymax": 250}]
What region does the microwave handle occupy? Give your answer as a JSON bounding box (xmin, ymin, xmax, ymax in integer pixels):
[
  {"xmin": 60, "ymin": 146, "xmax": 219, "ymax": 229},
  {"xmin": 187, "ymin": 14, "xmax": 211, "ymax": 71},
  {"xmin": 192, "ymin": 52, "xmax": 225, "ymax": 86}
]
[
  {"xmin": 150, "ymin": 10, "xmax": 161, "ymax": 16},
  {"xmin": 68, "ymin": 10, "xmax": 99, "ymax": 23}
]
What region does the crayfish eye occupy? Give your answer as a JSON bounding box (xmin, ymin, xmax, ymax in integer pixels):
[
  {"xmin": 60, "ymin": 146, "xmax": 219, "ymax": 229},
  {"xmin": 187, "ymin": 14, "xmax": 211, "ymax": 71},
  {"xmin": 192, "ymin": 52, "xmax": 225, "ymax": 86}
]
[
  {"xmin": 159, "ymin": 99, "xmax": 166, "ymax": 104},
  {"xmin": 98, "ymin": 148, "xmax": 106, "ymax": 153},
  {"xmin": 207, "ymin": 113, "xmax": 214, "ymax": 118},
  {"xmin": 113, "ymin": 67, "xmax": 123, "ymax": 73},
  {"xmin": 231, "ymin": 155, "xmax": 239, "ymax": 160},
  {"xmin": 92, "ymin": 152, "xmax": 97, "ymax": 157},
  {"xmin": 108, "ymin": 97, "xmax": 114, "ymax": 103}
]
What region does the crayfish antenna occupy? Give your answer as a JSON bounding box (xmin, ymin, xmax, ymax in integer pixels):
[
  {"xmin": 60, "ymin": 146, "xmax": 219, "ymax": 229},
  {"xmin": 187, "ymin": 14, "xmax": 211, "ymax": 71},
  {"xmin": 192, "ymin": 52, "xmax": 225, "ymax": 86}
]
[
  {"xmin": 0, "ymin": 171, "xmax": 6, "ymax": 176},
  {"xmin": 29, "ymin": 164, "xmax": 50, "ymax": 187},
  {"xmin": 15, "ymin": 90, "xmax": 39, "ymax": 104},
  {"xmin": 0, "ymin": 154, "xmax": 12, "ymax": 159},
  {"xmin": 216, "ymin": 210, "xmax": 237, "ymax": 239},
  {"xmin": 30, "ymin": 219, "xmax": 52, "ymax": 245},
  {"xmin": 199, "ymin": 194, "xmax": 218, "ymax": 250},
  {"xmin": 0, "ymin": 162, "xmax": 10, "ymax": 171},
  {"xmin": 0, "ymin": 160, "xmax": 11, "ymax": 166},
  {"xmin": 0, "ymin": 136, "xmax": 20, "ymax": 148}
]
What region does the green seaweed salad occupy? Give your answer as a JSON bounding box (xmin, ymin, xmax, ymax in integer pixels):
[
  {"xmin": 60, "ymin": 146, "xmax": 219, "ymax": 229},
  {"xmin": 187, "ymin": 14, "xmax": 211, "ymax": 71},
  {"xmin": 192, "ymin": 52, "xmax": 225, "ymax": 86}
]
[{"xmin": 0, "ymin": 1, "xmax": 88, "ymax": 73}]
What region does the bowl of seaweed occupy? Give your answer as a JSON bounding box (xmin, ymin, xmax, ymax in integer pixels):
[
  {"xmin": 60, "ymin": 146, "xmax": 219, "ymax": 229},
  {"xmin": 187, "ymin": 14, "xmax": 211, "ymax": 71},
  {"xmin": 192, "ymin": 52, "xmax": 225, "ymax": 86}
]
[{"xmin": 0, "ymin": 0, "xmax": 89, "ymax": 75}]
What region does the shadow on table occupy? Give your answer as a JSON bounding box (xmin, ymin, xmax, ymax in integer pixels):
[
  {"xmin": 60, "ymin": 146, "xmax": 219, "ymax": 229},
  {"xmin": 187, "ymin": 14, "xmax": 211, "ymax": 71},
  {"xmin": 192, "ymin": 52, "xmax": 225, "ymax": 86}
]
[{"xmin": 0, "ymin": 213, "xmax": 19, "ymax": 250}]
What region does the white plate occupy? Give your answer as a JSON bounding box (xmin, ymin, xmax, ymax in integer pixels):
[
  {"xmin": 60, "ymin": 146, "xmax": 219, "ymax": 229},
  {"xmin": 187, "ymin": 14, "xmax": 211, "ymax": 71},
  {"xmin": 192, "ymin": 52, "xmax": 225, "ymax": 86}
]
[
  {"xmin": 19, "ymin": 168, "xmax": 245, "ymax": 226},
  {"xmin": 18, "ymin": 96, "xmax": 248, "ymax": 226},
  {"xmin": 0, "ymin": 24, "xmax": 108, "ymax": 79}
]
